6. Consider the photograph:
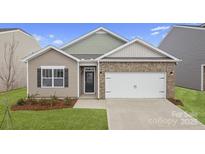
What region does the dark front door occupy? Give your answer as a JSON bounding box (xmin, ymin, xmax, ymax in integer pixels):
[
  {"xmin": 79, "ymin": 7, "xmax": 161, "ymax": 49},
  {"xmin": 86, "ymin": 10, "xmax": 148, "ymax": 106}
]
[{"xmin": 85, "ymin": 71, "xmax": 94, "ymax": 93}]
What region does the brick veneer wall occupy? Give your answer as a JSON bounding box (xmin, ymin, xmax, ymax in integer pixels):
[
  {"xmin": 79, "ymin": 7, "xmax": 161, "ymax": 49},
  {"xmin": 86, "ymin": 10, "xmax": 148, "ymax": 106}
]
[{"xmin": 99, "ymin": 62, "xmax": 176, "ymax": 99}]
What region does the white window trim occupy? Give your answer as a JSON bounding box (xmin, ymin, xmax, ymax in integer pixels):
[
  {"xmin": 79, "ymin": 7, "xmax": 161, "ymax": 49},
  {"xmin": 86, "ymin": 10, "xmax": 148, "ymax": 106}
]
[
  {"xmin": 41, "ymin": 66, "xmax": 65, "ymax": 69},
  {"xmin": 41, "ymin": 66, "xmax": 65, "ymax": 88}
]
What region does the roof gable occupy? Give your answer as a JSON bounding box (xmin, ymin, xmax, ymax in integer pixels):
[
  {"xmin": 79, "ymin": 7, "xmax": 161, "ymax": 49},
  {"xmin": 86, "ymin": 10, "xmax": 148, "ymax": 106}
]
[
  {"xmin": 22, "ymin": 46, "xmax": 79, "ymax": 62},
  {"xmin": 61, "ymin": 27, "xmax": 128, "ymax": 49},
  {"xmin": 0, "ymin": 28, "xmax": 32, "ymax": 37},
  {"xmin": 96, "ymin": 38, "xmax": 180, "ymax": 61},
  {"xmin": 107, "ymin": 42, "xmax": 166, "ymax": 58},
  {"xmin": 61, "ymin": 27, "xmax": 128, "ymax": 55}
]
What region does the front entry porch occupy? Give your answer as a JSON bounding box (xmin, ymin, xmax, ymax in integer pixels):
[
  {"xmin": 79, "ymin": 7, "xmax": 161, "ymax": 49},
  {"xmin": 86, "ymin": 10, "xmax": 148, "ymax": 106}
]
[
  {"xmin": 79, "ymin": 66, "xmax": 98, "ymax": 98},
  {"xmin": 79, "ymin": 94, "xmax": 97, "ymax": 99}
]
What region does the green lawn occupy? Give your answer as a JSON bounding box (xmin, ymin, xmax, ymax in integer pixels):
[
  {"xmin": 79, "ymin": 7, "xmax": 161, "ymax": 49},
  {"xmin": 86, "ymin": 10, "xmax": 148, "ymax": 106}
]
[
  {"xmin": 175, "ymin": 87, "xmax": 205, "ymax": 124},
  {"xmin": 2, "ymin": 87, "xmax": 204, "ymax": 129},
  {"xmin": 0, "ymin": 88, "xmax": 108, "ymax": 130}
]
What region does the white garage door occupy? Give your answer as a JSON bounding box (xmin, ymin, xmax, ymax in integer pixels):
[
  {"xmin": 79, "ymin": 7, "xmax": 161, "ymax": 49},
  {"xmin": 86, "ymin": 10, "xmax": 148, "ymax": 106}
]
[{"xmin": 105, "ymin": 72, "xmax": 166, "ymax": 98}]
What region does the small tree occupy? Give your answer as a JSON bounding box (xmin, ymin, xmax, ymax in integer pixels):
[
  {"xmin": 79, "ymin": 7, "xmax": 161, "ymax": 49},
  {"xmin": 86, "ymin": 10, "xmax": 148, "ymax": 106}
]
[
  {"xmin": 0, "ymin": 98, "xmax": 13, "ymax": 129},
  {"xmin": 0, "ymin": 34, "xmax": 19, "ymax": 91}
]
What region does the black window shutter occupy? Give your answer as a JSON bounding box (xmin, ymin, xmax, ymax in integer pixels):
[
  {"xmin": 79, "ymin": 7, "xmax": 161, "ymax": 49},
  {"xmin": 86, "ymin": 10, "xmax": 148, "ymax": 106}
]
[
  {"xmin": 37, "ymin": 68, "xmax": 41, "ymax": 87},
  {"xmin": 64, "ymin": 68, "xmax": 68, "ymax": 87}
]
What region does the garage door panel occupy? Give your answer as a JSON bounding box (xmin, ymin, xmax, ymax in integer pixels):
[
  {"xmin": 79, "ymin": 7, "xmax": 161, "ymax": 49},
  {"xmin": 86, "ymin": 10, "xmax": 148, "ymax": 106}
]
[{"xmin": 105, "ymin": 72, "xmax": 166, "ymax": 98}]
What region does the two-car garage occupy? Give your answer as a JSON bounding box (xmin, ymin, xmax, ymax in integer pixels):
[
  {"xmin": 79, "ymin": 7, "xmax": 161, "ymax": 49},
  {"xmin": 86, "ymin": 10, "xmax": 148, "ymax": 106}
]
[
  {"xmin": 105, "ymin": 72, "xmax": 166, "ymax": 98},
  {"xmin": 98, "ymin": 39, "xmax": 178, "ymax": 99}
]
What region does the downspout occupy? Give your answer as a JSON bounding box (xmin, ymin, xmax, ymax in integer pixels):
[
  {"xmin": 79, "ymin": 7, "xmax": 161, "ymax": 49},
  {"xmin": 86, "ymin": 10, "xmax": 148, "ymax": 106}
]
[
  {"xmin": 77, "ymin": 61, "xmax": 80, "ymax": 98},
  {"xmin": 97, "ymin": 60, "xmax": 100, "ymax": 99},
  {"xmin": 26, "ymin": 61, "xmax": 29, "ymax": 97}
]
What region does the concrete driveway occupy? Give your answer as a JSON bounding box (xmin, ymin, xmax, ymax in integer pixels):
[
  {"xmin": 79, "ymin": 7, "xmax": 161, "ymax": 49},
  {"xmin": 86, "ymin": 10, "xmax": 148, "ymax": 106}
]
[{"xmin": 106, "ymin": 99, "xmax": 205, "ymax": 130}]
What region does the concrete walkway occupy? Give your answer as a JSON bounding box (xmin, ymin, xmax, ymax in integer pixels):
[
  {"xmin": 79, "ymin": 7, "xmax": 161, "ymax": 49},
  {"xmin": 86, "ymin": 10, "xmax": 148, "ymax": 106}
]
[
  {"xmin": 74, "ymin": 99, "xmax": 107, "ymax": 109},
  {"xmin": 74, "ymin": 98, "xmax": 205, "ymax": 130},
  {"xmin": 106, "ymin": 99, "xmax": 205, "ymax": 130}
]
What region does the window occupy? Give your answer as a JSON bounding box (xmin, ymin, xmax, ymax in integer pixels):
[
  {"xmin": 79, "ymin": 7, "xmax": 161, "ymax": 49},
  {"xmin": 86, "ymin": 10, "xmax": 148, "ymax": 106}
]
[
  {"xmin": 41, "ymin": 66, "xmax": 65, "ymax": 88},
  {"xmin": 42, "ymin": 69, "xmax": 52, "ymax": 87},
  {"xmin": 54, "ymin": 69, "xmax": 64, "ymax": 87}
]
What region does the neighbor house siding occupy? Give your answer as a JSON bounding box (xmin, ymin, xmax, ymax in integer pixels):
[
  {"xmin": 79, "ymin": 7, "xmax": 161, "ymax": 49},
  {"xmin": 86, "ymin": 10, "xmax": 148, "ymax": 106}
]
[
  {"xmin": 159, "ymin": 26, "xmax": 205, "ymax": 90},
  {"xmin": 99, "ymin": 62, "xmax": 176, "ymax": 99},
  {"xmin": 28, "ymin": 49, "xmax": 78, "ymax": 98},
  {"xmin": 0, "ymin": 31, "xmax": 40, "ymax": 91},
  {"xmin": 108, "ymin": 42, "xmax": 166, "ymax": 58},
  {"xmin": 63, "ymin": 31, "xmax": 126, "ymax": 55}
]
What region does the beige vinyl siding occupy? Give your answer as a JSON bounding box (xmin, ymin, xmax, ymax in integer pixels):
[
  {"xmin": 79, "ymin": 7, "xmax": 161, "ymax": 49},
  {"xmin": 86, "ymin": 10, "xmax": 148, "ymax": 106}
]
[
  {"xmin": 63, "ymin": 31, "xmax": 126, "ymax": 55},
  {"xmin": 28, "ymin": 49, "xmax": 78, "ymax": 98},
  {"xmin": 108, "ymin": 42, "xmax": 166, "ymax": 58},
  {"xmin": 0, "ymin": 31, "xmax": 40, "ymax": 91}
]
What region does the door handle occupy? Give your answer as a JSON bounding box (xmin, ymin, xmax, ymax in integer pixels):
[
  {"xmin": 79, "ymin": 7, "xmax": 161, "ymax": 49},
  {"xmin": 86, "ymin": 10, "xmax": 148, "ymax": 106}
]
[{"xmin": 133, "ymin": 85, "xmax": 137, "ymax": 88}]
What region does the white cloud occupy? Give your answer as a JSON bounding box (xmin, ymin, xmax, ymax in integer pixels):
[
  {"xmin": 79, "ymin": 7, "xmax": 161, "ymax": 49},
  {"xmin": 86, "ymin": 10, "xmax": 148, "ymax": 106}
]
[
  {"xmin": 151, "ymin": 26, "xmax": 170, "ymax": 32},
  {"xmin": 151, "ymin": 31, "xmax": 160, "ymax": 36},
  {"xmin": 33, "ymin": 34, "xmax": 45, "ymax": 41},
  {"xmin": 53, "ymin": 39, "xmax": 64, "ymax": 45},
  {"xmin": 49, "ymin": 34, "xmax": 55, "ymax": 38}
]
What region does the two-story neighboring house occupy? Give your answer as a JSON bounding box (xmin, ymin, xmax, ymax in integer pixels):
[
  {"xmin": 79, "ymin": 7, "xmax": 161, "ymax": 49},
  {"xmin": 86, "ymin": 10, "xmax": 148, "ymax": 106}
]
[
  {"xmin": 0, "ymin": 28, "xmax": 40, "ymax": 91},
  {"xmin": 159, "ymin": 24, "xmax": 205, "ymax": 91}
]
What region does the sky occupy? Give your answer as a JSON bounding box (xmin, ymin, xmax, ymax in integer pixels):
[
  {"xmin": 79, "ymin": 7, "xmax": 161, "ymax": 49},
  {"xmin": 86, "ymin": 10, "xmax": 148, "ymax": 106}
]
[{"xmin": 0, "ymin": 23, "xmax": 200, "ymax": 47}]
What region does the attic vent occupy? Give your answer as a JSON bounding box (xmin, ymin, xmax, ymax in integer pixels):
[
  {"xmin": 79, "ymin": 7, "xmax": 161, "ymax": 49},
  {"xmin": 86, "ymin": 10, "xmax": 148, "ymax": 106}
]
[{"xmin": 96, "ymin": 30, "xmax": 106, "ymax": 34}]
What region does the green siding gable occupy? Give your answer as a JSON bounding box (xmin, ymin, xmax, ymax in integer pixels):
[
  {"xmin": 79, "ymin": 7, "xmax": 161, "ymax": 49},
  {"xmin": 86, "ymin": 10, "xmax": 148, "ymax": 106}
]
[{"xmin": 63, "ymin": 31, "xmax": 126, "ymax": 55}]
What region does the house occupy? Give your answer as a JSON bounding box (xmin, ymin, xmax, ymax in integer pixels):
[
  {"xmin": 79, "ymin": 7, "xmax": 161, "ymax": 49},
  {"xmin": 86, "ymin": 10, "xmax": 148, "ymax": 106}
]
[
  {"xmin": 22, "ymin": 27, "xmax": 180, "ymax": 99},
  {"xmin": 0, "ymin": 28, "xmax": 40, "ymax": 91},
  {"xmin": 159, "ymin": 24, "xmax": 205, "ymax": 91}
]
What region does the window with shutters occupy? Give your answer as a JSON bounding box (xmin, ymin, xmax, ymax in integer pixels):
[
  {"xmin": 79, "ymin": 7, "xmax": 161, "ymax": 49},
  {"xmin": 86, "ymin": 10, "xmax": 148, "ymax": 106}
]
[{"xmin": 41, "ymin": 66, "xmax": 65, "ymax": 88}]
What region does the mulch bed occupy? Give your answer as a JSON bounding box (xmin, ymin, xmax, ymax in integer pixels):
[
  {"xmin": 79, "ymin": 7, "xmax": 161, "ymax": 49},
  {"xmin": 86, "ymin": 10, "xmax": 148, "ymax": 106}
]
[
  {"xmin": 168, "ymin": 98, "xmax": 184, "ymax": 106},
  {"xmin": 11, "ymin": 99, "xmax": 77, "ymax": 111}
]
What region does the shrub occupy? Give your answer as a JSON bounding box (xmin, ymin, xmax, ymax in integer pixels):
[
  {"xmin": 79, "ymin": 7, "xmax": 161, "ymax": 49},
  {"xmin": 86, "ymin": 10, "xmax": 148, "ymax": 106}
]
[
  {"xmin": 38, "ymin": 98, "xmax": 48, "ymax": 105},
  {"xmin": 50, "ymin": 94, "xmax": 58, "ymax": 102},
  {"xmin": 16, "ymin": 98, "xmax": 26, "ymax": 106},
  {"xmin": 50, "ymin": 94, "xmax": 59, "ymax": 107},
  {"xmin": 64, "ymin": 97, "xmax": 72, "ymax": 105},
  {"xmin": 27, "ymin": 93, "xmax": 39, "ymax": 102}
]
